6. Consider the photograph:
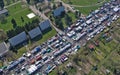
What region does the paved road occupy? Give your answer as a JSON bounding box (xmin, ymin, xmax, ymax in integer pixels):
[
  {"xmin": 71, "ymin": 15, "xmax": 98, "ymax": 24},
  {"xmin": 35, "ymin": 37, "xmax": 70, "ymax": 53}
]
[{"xmin": 29, "ymin": 5, "xmax": 48, "ymax": 20}]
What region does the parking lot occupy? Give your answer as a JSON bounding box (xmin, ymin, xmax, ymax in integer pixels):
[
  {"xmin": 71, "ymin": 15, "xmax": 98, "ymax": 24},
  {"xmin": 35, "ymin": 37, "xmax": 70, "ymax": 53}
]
[
  {"xmin": 1, "ymin": 0, "xmax": 120, "ymax": 75},
  {"xmin": 1, "ymin": 33, "xmax": 80, "ymax": 75}
]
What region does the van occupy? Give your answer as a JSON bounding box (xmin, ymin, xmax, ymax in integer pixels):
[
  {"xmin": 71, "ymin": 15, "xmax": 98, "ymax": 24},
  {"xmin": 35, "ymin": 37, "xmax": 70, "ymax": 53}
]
[{"xmin": 35, "ymin": 61, "xmax": 42, "ymax": 66}]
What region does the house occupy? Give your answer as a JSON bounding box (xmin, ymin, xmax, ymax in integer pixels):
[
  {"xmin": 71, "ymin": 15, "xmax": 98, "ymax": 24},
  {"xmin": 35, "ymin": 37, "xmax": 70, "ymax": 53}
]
[
  {"xmin": 0, "ymin": 42, "xmax": 8, "ymax": 56},
  {"xmin": 0, "ymin": 9, "xmax": 8, "ymax": 16},
  {"xmin": 9, "ymin": 31, "xmax": 28, "ymax": 47},
  {"xmin": 39, "ymin": 20, "xmax": 51, "ymax": 33},
  {"xmin": 28, "ymin": 27, "xmax": 42, "ymax": 40},
  {"xmin": 53, "ymin": 6, "xmax": 65, "ymax": 17}
]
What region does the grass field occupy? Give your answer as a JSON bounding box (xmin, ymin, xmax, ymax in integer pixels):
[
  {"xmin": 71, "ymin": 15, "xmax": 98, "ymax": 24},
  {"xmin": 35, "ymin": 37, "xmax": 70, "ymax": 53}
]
[
  {"xmin": 3, "ymin": 0, "xmax": 19, "ymax": 6},
  {"xmin": 0, "ymin": 2, "xmax": 37, "ymax": 32},
  {"xmin": 63, "ymin": 0, "xmax": 103, "ymax": 6},
  {"xmin": 75, "ymin": 6, "xmax": 100, "ymax": 15},
  {"xmin": 62, "ymin": 0, "xmax": 110, "ymax": 15}
]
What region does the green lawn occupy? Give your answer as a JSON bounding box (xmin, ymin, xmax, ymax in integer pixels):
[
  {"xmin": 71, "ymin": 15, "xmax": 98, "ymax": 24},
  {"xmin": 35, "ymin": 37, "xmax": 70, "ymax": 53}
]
[
  {"xmin": 0, "ymin": 2, "xmax": 37, "ymax": 32},
  {"xmin": 4, "ymin": 0, "xmax": 20, "ymax": 6},
  {"xmin": 62, "ymin": 0, "xmax": 103, "ymax": 6},
  {"xmin": 76, "ymin": 6, "xmax": 100, "ymax": 15},
  {"xmin": 37, "ymin": 28, "xmax": 57, "ymax": 44},
  {"xmin": 62, "ymin": 0, "xmax": 110, "ymax": 15},
  {"xmin": 62, "ymin": 12, "xmax": 77, "ymax": 28}
]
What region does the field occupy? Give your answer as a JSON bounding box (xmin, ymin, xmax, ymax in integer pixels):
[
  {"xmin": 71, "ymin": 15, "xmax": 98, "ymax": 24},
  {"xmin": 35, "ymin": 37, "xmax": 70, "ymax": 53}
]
[
  {"xmin": 62, "ymin": 0, "xmax": 102, "ymax": 6},
  {"xmin": 62, "ymin": 0, "xmax": 110, "ymax": 15},
  {"xmin": 3, "ymin": 0, "xmax": 20, "ymax": 6},
  {"xmin": 49, "ymin": 19, "xmax": 120, "ymax": 75},
  {"xmin": 61, "ymin": 12, "xmax": 77, "ymax": 28},
  {"xmin": 0, "ymin": 2, "xmax": 37, "ymax": 32}
]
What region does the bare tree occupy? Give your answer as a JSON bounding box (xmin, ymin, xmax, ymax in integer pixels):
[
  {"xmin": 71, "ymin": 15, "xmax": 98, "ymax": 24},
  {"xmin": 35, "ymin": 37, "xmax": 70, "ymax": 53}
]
[{"xmin": 0, "ymin": 29, "xmax": 7, "ymax": 41}]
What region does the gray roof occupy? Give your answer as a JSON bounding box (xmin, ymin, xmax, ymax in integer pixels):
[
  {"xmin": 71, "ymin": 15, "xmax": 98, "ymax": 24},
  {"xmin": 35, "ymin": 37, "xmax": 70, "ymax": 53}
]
[
  {"xmin": 28, "ymin": 27, "xmax": 42, "ymax": 39},
  {"xmin": 39, "ymin": 20, "xmax": 51, "ymax": 31},
  {"xmin": 0, "ymin": 9, "xmax": 8, "ymax": 15},
  {"xmin": 53, "ymin": 6, "xmax": 65, "ymax": 17},
  {"xmin": 9, "ymin": 32, "xmax": 27, "ymax": 47},
  {"xmin": 0, "ymin": 42, "xmax": 8, "ymax": 56}
]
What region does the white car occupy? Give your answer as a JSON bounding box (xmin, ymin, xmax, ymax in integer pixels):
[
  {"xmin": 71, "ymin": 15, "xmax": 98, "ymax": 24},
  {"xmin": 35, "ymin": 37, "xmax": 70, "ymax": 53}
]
[
  {"xmin": 87, "ymin": 37, "xmax": 91, "ymax": 40},
  {"xmin": 91, "ymin": 35, "xmax": 94, "ymax": 38},
  {"xmin": 97, "ymin": 31, "xmax": 100, "ymax": 34}
]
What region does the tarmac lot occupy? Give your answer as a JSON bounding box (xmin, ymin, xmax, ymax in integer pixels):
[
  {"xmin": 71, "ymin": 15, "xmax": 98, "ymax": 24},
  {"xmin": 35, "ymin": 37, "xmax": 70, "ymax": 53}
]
[{"xmin": 0, "ymin": 0, "xmax": 120, "ymax": 75}]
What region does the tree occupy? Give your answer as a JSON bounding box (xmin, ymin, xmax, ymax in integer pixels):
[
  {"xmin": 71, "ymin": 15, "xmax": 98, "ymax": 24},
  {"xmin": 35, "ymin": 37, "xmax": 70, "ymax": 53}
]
[
  {"xmin": 0, "ymin": 14, "xmax": 7, "ymax": 24},
  {"xmin": 7, "ymin": 29, "xmax": 16, "ymax": 38},
  {"xmin": 6, "ymin": 0, "xmax": 10, "ymax": 5},
  {"xmin": 65, "ymin": 14, "xmax": 72, "ymax": 26},
  {"xmin": 12, "ymin": 0, "xmax": 15, "ymax": 3},
  {"xmin": 0, "ymin": 30, "xmax": 7, "ymax": 41},
  {"xmin": 55, "ymin": 18, "xmax": 64, "ymax": 30},
  {"xmin": 75, "ymin": 10, "xmax": 81, "ymax": 18},
  {"xmin": 11, "ymin": 18, "xmax": 17, "ymax": 28},
  {"xmin": 68, "ymin": 0, "xmax": 72, "ymax": 4},
  {"xmin": 34, "ymin": 0, "xmax": 40, "ymax": 3},
  {"xmin": 15, "ymin": 26, "xmax": 25, "ymax": 34},
  {"xmin": 53, "ymin": 4, "xmax": 56, "ymax": 10},
  {"xmin": 0, "ymin": 0, "xmax": 4, "ymax": 9},
  {"xmin": 39, "ymin": 7, "xmax": 42, "ymax": 12},
  {"xmin": 32, "ymin": 0, "xmax": 39, "ymax": 6},
  {"xmin": 59, "ymin": 2, "xmax": 63, "ymax": 6},
  {"xmin": 21, "ymin": 16, "xmax": 24, "ymax": 22},
  {"xmin": 49, "ymin": 15, "xmax": 53, "ymax": 21},
  {"xmin": 26, "ymin": 0, "xmax": 30, "ymax": 4}
]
